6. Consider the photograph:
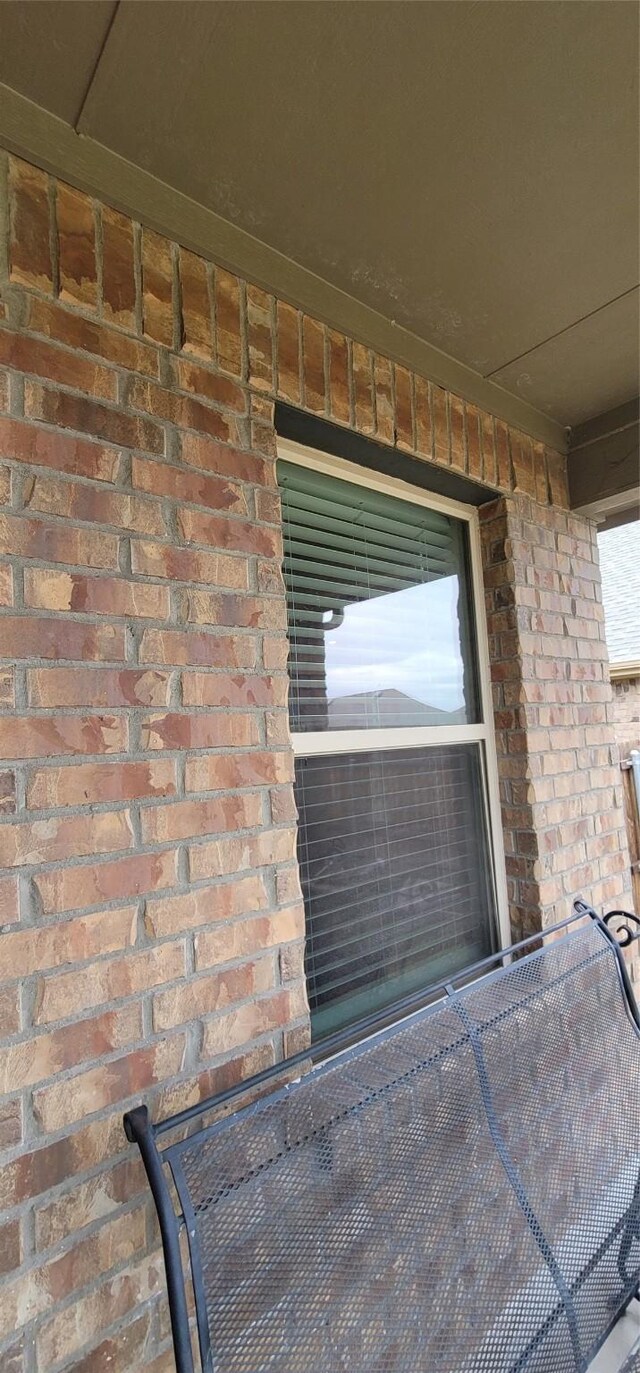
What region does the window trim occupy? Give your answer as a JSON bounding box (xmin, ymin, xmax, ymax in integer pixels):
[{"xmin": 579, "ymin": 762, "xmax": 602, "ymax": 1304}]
[{"xmin": 277, "ymin": 436, "xmax": 510, "ymax": 956}]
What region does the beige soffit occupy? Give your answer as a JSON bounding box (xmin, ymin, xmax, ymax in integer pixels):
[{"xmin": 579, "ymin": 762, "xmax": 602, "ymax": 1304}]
[{"xmin": 0, "ymin": 82, "xmax": 567, "ymax": 453}]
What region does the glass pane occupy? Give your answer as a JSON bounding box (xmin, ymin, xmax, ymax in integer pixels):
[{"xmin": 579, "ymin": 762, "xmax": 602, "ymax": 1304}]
[
  {"xmin": 279, "ymin": 460, "xmax": 480, "ymax": 731},
  {"xmin": 295, "ymin": 743, "xmax": 497, "ymax": 1039}
]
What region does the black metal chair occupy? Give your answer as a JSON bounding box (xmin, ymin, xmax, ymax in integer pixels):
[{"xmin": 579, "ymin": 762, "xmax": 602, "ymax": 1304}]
[{"xmin": 125, "ymin": 901, "xmax": 640, "ymax": 1373}]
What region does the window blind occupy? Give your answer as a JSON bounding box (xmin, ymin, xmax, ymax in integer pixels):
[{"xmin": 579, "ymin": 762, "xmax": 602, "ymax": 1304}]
[
  {"xmin": 295, "ymin": 744, "xmax": 496, "ymax": 1037},
  {"xmin": 279, "ymin": 460, "xmax": 480, "ymax": 732}
]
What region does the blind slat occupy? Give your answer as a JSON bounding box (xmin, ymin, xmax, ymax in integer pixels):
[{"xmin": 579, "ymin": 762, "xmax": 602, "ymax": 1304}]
[{"xmin": 294, "ymin": 743, "xmax": 497, "ymax": 1035}]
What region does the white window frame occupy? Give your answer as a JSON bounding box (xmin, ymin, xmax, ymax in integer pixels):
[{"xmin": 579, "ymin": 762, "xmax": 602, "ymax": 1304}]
[{"xmin": 277, "ymin": 436, "xmax": 510, "ymax": 953}]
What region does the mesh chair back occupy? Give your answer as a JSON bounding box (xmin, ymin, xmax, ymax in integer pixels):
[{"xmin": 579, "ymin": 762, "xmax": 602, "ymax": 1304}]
[{"xmin": 166, "ymin": 922, "xmax": 640, "ymax": 1373}]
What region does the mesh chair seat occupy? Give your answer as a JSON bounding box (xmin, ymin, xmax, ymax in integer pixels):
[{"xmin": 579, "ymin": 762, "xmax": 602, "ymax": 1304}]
[{"xmin": 164, "ymin": 922, "xmax": 640, "ymax": 1373}]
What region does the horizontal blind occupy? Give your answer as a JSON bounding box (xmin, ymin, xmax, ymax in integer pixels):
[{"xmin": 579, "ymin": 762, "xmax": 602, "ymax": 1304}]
[
  {"xmin": 278, "ymin": 460, "xmax": 479, "ymax": 732},
  {"xmin": 295, "ymin": 743, "xmax": 496, "ymax": 1038}
]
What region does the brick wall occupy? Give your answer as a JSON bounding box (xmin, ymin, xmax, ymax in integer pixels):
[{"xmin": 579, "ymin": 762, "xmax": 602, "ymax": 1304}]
[
  {"xmin": 0, "ymin": 151, "xmax": 631, "ymax": 1372},
  {"xmin": 480, "ymin": 495, "xmax": 633, "ymax": 949}
]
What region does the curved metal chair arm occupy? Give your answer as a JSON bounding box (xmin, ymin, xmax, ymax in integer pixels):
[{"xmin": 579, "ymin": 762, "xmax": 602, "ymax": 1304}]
[
  {"xmin": 602, "ymin": 909, "xmax": 640, "ymax": 948},
  {"xmin": 573, "ymin": 898, "xmax": 640, "ymax": 948}
]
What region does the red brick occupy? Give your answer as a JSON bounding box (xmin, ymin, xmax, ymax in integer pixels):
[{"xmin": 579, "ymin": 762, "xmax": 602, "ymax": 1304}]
[
  {"xmin": 28, "ymin": 758, "xmax": 176, "ymax": 809},
  {"xmin": 26, "ymin": 297, "xmax": 159, "ymax": 378},
  {"xmin": 465, "ymin": 403, "xmax": 482, "ymax": 480},
  {"xmin": 260, "ymin": 637, "xmax": 288, "ymax": 670},
  {"xmin": 265, "ymin": 709, "xmax": 292, "ymax": 746},
  {"xmin": 546, "ymin": 450, "xmax": 570, "ymax": 508},
  {"xmin": 140, "ymin": 793, "xmax": 262, "ymax": 844},
  {"xmin": 0, "ymin": 986, "xmax": 21, "ymax": 1037},
  {"xmin": 196, "ymin": 905, "xmax": 303, "ymax": 971},
  {"xmin": 432, "ymin": 385, "xmax": 449, "ymax": 464},
  {"xmin": 0, "ymin": 872, "xmax": 19, "ymax": 924},
  {"xmin": 57, "ymin": 182, "xmax": 97, "ymax": 308},
  {"xmin": 35, "ymin": 942, "xmax": 186, "ymax": 1027},
  {"xmin": 480, "ymin": 411, "xmax": 497, "ymax": 486},
  {"xmin": 0, "ymin": 561, "xmax": 13, "ymax": 606},
  {"xmin": 0, "ymin": 512, "xmax": 118, "ymax": 569},
  {"xmin": 24, "ymin": 381, "xmax": 165, "ymax": 454},
  {"xmin": 189, "ymin": 824, "xmax": 296, "ymax": 880},
  {"xmin": 394, "ymin": 365, "xmax": 414, "ymax": 450},
  {"xmin": 0, "ymin": 1109, "xmax": 129, "ymax": 1211},
  {"xmin": 277, "ymin": 300, "xmax": 301, "ymax": 404},
  {"xmin": 185, "ymin": 588, "xmax": 286, "ymax": 631},
  {"xmin": 0, "ymin": 667, "xmax": 15, "ymax": 706},
  {"xmin": 53, "ymin": 1311, "xmax": 152, "ymax": 1373},
  {"xmin": 27, "ymin": 666, "xmax": 172, "ymax": 708},
  {"xmin": 352, "ymin": 342, "xmax": 374, "ymax": 434},
  {"xmin": 0, "ymin": 615, "xmax": 125, "ymax": 663},
  {"xmin": 202, "ymin": 989, "xmax": 295, "ymax": 1059},
  {"xmin": 414, "ymin": 375, "xmax": 432, "ymax": 457},
  {"xmin": 372, "ymin": 354, "xmax": 393, "ymax": 444},
  {"xmin": 186, "ymin": 750, "xmax": 291, "ymax": 794},
  {"xmin": 0, "ymin": 766, "xmax": 15, "ymax": 815},
  {"xmin": 35, "ymin": 1253, "xmax": 165, "ymax": 1369},
  {"xmin": 255, "ymin": 488, "xmax": 281, "ymax": 523},
  {"xmin": 35, "ymin": 850, "xmax": 176, "ymax": 916},
  {"xmin": 0, "ymin": 809, "xmax": 133, "ymax": 868},
  {"xmin": 257, "ymin": 557, "xmax": 284, "ymax": 594},
  {"xmin": 25, "ymin": 470, "xmax": 165, "ymax": 536},
  {"xmin": 214, "ymin": 267, "xmax": 243, "ymax": 376},
  {"xmin": 0, "ymin": 1098, "xmax": 22, "ymax": 1151},
  {"xmin": 182, "ymin": 673, "xmax": 284, "ymax": 709},
  {"xmin": 302, "ymin": 315, "xmax": 325, "ymax": 414},
  {"xmin": 0, "ymin": 907, "xmax": 137, "ymax": 978},
  {"xmin": 145, "ymin": 873, "xmax": 268, "ymax": 938},
  {"xmin": 34, "ymin": 1157, "xmax": 144, "ymax": 1248},
  {"xmin": 512, "ymin": 432, "xmax": 536, "ymax": 496},
  {"xmin": 140, "ymin": 711, "xmax": 259, "ymax": 751},
  {"xmin": 328, "ymin": 330, "xmax": 351, "ymax": 425},
  {"xmin": 172, "ymin": 358, "xmax": 246, "ymax": 413},
  {"xmin": 180, "ymin": 432, "xmax": 273, "ymax": 485},
  {"xmin": 24, "ymin": 568, "xmax": 170, "ymax": 620},
  {"xmin": 142, "ymin": 227, "xmax": 174, "ymax": 346},
  {"xmin": 30, "ymin": 1210, "xmax": 146, "ymax": 1316},
  {"xmin": 33, "ymin": 1037, "xmax": 186, "ymax": 1132},
  {"xmin": 101, "ymin": 206, "xmax": 136, "ymax": 329},
  {"xmin": 0, "ymin": 1219, "xmax": 21, "ymax": 1279},
  {"xmin": 495, "ymin": 420, "xmax": 512, "ymax": 489},
  {"xmin": 138, "ymin": 626, "xmax": 257, "ymax": 670},
  {"xmin": 178, "ymin": 506, "xmax": 280, "ymax": 556},
  {"xmin": 247, "ymin": 284, "xmax": 274, "ymax": 390},
  {"xmin": 533, "ymin": 441, "xmax": 548, "ymax": 503},
  {"xmin": 270, "ymin": 785, "xmax": 298, "ymax": 825},
  {"xmin": 132, "ymin": 452, "xmax": 246, "ymax": 513},
  {"xmin": 127, "ymin": 376, "xmax": 234, "ymax": 442},
  {"xmin": 154, "ymin": 961, "xmax": 272, "ymax": 1031},
  {"xmin": 9, "ymin": 157, "xmax": 52, "ymax": 292},
  {"xmin": 0, "ymin": 414, "xmax": 120, "ymax": 481},
  {"xmin": 179, "ymin": 247, "xmax": 211, "ymax": 358},
  {"xmin": 131, "ymin": 538, "xmax": 248, "ymax": 589},
  {"xmin": 0, "ymin": 462, "xmax": 10, "ymax": 503},
  {"xmin": 0, "ymin": 713, "xmax": 127, "ymax": 761},
  {"xmin": 449, "ymin": 395, "xmax": 466, "ymax": 472},
  {"xmin": 0, "ymin": 329, "xmax": 117, "ymax": 400},
  {"xmin": 0, "ymin": 1006, "xmax": 143, "ymax": 1096}
]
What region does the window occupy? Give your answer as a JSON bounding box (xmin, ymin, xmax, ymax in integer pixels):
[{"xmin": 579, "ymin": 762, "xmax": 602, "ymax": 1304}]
[{"xmin": 278, "ymin": 440, "xmax": 507, "ymax": 1041}]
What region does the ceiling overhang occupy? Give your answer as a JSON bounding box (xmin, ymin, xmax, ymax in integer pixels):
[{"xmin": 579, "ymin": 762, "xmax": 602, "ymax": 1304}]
[
  {"xmin": 0, "ymin": 81, "xmax": 567, "ymax": 452},
  {"xmin": 0, "ymin": 1, "xmax": 637, "ymax": 466},
  {"xmin": 569, "ymin": 399, "xmax": 640, "ymax": 528}
]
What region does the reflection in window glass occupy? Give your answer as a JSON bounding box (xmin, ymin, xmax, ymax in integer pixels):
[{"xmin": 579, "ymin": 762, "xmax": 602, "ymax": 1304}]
[{"xmin": 279, "ymin": 461, "xmax": 480, "ymax": 731}]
